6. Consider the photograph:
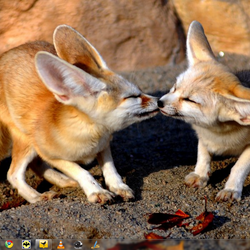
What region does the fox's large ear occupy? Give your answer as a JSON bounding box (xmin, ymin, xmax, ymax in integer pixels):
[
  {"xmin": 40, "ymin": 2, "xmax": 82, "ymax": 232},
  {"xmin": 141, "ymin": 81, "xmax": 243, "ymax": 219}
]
[
  {"xmin": 35, "ymin": 51, "xmax": 106, "ymax": 104},
  {"xmin": 53, "ymin": 25, "xmax": 109, "ymax": 75},
  {"xmin": 187, "ymin": 21, "xmax": 216, "ymax": 66},
  {"xmin": 215, "ymin": 72, "xmax": 250, "ymax": 102},
  {"xmin": 220, "ymin": 100, "xmax": 250, "ymax": 125},
  {"xmin": 219, "ymin": 85, "xmax": 250, "ymax": 102}
]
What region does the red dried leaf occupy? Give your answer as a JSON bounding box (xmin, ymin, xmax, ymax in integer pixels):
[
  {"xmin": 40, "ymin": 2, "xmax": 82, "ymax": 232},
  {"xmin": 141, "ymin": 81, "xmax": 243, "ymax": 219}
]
[
  {"xmin": 190, "ymin": 196, "xmax": 214, "ymax": 235},
  {"xmin": 148, "ymin": 209, "xmax": 190, "ymax": 225},
  {"xmin": 108, "ymin": 241, "xmax": 183, "ymax": 250},
  {"xmin": 153, "ymin": 219, "xmax": 184, "ymax": 230},
  {"xmin": 144, "ymin": 232, "xmax": 166, "ymax": 239},
  {"xmin": 0, "ymin": 202, "xmax": 11, "ymax": 211},
  {"xmin": 144, "ymin": 241, "xmax": 184, "ymax": 250},
  {"xmin": 175, "ymin": 209, "xmax": 189, "ymax": 218},
  {"xmin": 196, "ymin": 211, "xmax": 206, "ymax": 221},
  {"xmin": 146, "ymin": 196, "xmax": 214, "ymax": 237},
  {"xmin": 107, "ymin": 240, "xmax": 162, "ymax": 250},
  {"xmin": 148, "ymin": 213, "xmax": 180, "ymax": 224},
  {"xmin": 191, "ymin": 211, "xmax": 214, "ymax": 236},
  {"xmin": 107, "ymin": 242, "xmax": 138, "ymax": 250},
  {"xmin": 196, "ymin": 196, "xmax": 208, "ymax": 221},
  {"xmin": 0, "ymin": 199, "xmax": 25, "ymax": 212},
  {"xmin": 178, "ymin": 221, "xmax": 191, "ymax": 227}
]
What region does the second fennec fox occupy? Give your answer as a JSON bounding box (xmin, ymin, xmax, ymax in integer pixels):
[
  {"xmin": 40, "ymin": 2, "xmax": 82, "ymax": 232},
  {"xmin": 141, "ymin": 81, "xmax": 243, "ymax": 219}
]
[
  {"xmin": 158, "ymin": 21, "xmax": 250, "ymax": 202},
  {"xmin": 0, "ymin": 25, "xmax": 158, "ymax": 204}
]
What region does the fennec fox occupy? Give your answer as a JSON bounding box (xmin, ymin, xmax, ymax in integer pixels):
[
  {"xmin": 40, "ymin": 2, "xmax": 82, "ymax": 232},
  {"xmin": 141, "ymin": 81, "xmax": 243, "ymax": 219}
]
[
  {"xmin": 158, "ymin": 21, "xmax": 250, "ymax": 202},
  {"xmin": 0, "ymin": 25, "xmax": 158, "ymax": 204}
]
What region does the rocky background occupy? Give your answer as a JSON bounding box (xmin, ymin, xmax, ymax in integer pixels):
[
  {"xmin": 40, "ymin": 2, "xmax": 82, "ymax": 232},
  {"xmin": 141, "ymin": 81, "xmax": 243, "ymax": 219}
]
[
  {"xmin": 1, "ymin": 0, "xmax": 250, "ymax": 248},
  {"xmin": 1, "ymin": 0, "xmax": 250, "ymax": 71}
]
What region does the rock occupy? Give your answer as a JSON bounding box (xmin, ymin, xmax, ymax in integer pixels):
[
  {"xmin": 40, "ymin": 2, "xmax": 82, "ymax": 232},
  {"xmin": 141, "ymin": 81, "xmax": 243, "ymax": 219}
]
[
  {"xmin": 0, "ymin": 0, "xmax": 185, "ymax": 71},
  {"xmin": 173, "ymin": 0, "xmax": 250, "ymax": 57}
]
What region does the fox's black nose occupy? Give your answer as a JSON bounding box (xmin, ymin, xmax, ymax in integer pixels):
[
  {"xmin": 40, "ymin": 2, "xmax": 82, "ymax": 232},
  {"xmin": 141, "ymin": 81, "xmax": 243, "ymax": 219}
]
[{"xmin": 157, "ymin": 100, "xmax": 164, "ymax": 108}]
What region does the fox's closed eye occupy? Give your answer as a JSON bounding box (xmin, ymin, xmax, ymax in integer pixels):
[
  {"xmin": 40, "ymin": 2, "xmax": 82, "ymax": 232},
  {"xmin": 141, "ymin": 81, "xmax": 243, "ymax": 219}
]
[
  {"xmin": 125, "ymin": 94, "xmax": 141, "ymax": 99},
  {"xmin": 183, "ymin": 97, "xmax": 197, "ymax": 104}
]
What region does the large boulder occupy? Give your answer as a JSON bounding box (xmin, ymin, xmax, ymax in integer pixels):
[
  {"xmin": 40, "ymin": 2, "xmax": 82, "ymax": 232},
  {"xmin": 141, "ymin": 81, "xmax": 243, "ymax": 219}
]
[
  {"xmin": 0, "ymin": 0, "xmax": 185, "ymax": 71},
  {"xmin": 173, "ymin": 0, "xmax": 250, "ymax": 57}
]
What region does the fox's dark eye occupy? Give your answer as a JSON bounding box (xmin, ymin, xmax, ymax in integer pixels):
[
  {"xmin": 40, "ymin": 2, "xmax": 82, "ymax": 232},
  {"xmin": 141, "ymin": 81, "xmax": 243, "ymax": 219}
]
[
  {"xmin": 125, "ymin": 94, "xmax": 141, "ymax": 99},
  {"xmin": 183, "ymin": 97, "xmax": 196, "ymax": 104}
]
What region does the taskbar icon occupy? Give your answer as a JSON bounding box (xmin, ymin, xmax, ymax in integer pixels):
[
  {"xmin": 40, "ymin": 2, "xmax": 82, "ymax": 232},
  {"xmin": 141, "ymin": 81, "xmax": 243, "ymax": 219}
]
[
  {"xmin": 35, "ymin": 239, "xmax": 52, "ymax": 250},
  {"xmin": 5, "ymin": 240, "xmax": 14, "ymax": 249},
  {"xmin": 74, "ymin": 241, "xmax": 82, "ymax": 249},
  {"xmin": 91, "ymin": 241, "xmax": 100, "ymax": 249},
  {"xmin": 22, "ymin": 240, "xmax": 31, "ymax": 249}
]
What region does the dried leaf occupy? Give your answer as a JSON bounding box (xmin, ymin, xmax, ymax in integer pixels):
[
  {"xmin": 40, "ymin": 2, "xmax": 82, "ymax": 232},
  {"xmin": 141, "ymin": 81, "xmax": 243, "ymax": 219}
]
[
  {"xmin": 190, "ymin": 196, "xmax": 214, "ymax": 235},
  {"xmin": 145, "ymin": 241, "xmax": 184, "ymax": 250},
  {"xmin": 107, "ymin": 241, "xmax": 184, "ymax": 250},
  {"xmin": 174, "ymin": 209, "xmax": 189, "ymax": 218},
  {"xmin": 146, "ymin": 196, "xmax": 215, "ymax": 237},
  {"xmin": 0, "ymin": 202, "xmax": 11, "ymax": 211},
  {"xmin": 0, "ymin": 199, "xmax": 25, "ymax": 212},
  {"xmin": 178, "ymin": 221, "xmax": 191, "ymax": 228},
  {"xmin": 144, "ymin": 232, "xmax": 166, "ymax": 239},
  {"xmin": 106, "ymin": 241, "xmax": 160, "ymax": 250},
  {"xmin": 147, "ymin": 241, "xmax": 184, "ymax": 250},
  {"xmin": 164, "ymin": 241, "xmax": 184, "ymax": 250},
  {"xmin": 153, "ymin": 219, "xmax": 183, "ymax": 230},
  {"xmin": 190, "ymin": 211, "xmax": 214, "ymax": 236},
  {"xmin": 196, "ymin": 196, "xmax": 209, "ymax": 221},
  {"xmin": 148, "ymin": 213, "xmax": 179, "ymax": 224},
  {"xmin": 148, "ymin": 209, "xmax": 189, "ymax": 225}
]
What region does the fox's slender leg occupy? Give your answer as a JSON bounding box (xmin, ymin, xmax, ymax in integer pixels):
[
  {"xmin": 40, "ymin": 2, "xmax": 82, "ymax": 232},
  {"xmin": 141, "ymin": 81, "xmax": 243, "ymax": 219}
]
[
  {"xmin": 44, "ymin": 158, "xmax": 114, "ymax": 204},
  {"xmin": 185, "ymin": 140, "xmax": 211, "ymax": 188},
  {"xmin": 7, "ymin": 135, "xmax": 56, "ymax": 203},
  {"xmin": 216, "ymin": 146, "xmax": 250, "ymax": 202},
  {"xmin": 97, "ymin": 145, "xmax": 134, "ymax": 201},
  {"xmin": 30, "ymin": 158, "xmax": 79, "ymax": 188}
]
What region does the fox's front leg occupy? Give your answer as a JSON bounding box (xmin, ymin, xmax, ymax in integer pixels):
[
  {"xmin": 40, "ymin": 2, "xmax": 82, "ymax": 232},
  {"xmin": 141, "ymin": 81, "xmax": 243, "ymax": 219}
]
[
  {"xmin": 216, "ymin": 146, "xmax": 250, "ymax": 202},
  {"xmin": 45, "ymin": 159, "xmax": 114, "ymax": 204},
  {"xmin": 97, "ymin": 145, "xmax": 134, "ymax": 201},
  {"xmin": 185, "ymin": 140, "xmax": 211, "ymax": 188}
]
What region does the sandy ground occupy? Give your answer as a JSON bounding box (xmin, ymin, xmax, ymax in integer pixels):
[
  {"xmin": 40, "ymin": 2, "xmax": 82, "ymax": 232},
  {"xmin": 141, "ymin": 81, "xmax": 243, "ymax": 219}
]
[{"xmin": 1, "ymin": 54, "xmax": 250, "ymax": 249}]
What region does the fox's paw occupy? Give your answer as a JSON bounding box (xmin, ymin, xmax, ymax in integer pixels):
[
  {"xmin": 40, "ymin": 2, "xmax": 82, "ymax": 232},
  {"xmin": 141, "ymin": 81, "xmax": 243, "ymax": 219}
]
[
  {"xmin": 185, "ymin": 172, "xmax": 208, "ymax": 188},
  {"xmin": 40, "ymin": 191, "xmax": 58, "ymax": 200},
  {"xmin": 28, "ymin": 191, "xmax": 58, "ymax": 203},
  {"xmin": 109, "ymin": 184, "xmax": 134, "ymax": 201},
  {"xmin": 88, "ymin": 190, "xmax": 115, "ymax": 204},
  {"xmin": 216, "ymin": 189, "xmax": 241, "ymax": 202}
]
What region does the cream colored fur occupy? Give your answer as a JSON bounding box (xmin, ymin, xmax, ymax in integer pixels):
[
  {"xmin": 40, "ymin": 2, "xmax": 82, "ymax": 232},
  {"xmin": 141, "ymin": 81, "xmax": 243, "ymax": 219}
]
[
  {"xmin": 159, "ymin": 21, "xmax": 250, "ymax": 202},
  {"xmin": 0, "ymin": 25, "xmax": 158, "ymax": 204}
]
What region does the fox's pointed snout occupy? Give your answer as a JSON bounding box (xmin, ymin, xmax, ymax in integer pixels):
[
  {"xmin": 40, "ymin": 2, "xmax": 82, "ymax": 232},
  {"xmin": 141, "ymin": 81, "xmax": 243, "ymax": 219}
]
[{"xmin": 157, "ymin": 99, "xmax": 164, "ymax": 108}]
